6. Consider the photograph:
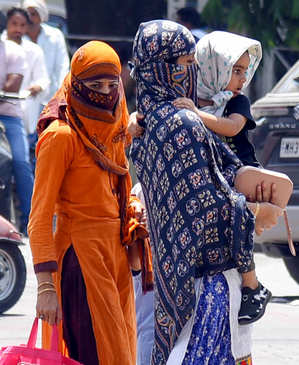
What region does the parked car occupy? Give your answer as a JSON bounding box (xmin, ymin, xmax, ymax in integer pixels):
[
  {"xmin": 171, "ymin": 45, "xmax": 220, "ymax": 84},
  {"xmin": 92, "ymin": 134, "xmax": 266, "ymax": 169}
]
[{"xmin": 250, "ymin": 59, "xmax": 299, "ymax": 284}]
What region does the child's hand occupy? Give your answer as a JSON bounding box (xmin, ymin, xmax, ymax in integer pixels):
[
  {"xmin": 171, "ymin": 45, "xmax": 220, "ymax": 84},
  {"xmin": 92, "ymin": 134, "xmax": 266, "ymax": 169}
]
[
  {"xmin": 247, "ymin": 182, "xmax": 277, "ymax": 205},
  {"xmin": 173, "ymin": 97, "xmax": 197, "ymax": 113},
  {"xmin": 128, "ymin": 111, "xmax": 145, "ymax": 138}
]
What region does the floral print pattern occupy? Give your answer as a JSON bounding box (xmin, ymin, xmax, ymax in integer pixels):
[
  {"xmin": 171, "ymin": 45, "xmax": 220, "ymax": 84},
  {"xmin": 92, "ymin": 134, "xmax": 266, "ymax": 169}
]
[
  {"xmin": 130, "ymin": 20, "xmax": 256, "ymax": 365},
  {"xmin": 182, "ymin": 274, "xmax": 236, "ymax": 365}
]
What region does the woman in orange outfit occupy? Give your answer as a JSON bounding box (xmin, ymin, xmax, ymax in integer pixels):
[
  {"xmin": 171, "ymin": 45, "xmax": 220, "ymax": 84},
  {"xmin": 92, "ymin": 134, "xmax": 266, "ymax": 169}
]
[{"xmin": 28, "ymin": 41, "xmax": 147, "ymax": 365}]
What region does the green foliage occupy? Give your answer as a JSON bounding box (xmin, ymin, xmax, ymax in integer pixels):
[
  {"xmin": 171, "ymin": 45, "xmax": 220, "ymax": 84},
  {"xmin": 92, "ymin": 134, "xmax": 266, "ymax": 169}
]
[{"xmin": 201, "ymin": 0, "xmax": 299, "ymax": 51}]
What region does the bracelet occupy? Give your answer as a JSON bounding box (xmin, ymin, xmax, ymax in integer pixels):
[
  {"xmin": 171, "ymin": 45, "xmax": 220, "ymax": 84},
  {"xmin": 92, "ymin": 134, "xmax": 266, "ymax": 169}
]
[
  {"xmin": 37, "ymin": 282, "xmax": 54, "ymax": 290},
  {"xmin": 37, "ymin": 288, "xmax": 56, "ymax": 296},
  {"xmin": 255, "ymin": 201, "xmax": 260, "ymax": 217}
]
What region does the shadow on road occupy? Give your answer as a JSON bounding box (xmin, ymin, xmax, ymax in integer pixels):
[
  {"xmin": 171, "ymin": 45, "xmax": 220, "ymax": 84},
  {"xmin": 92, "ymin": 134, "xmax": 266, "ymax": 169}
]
[{"xmin": 271, "ymin": 295, "xmax": 299, "ymax": 304}]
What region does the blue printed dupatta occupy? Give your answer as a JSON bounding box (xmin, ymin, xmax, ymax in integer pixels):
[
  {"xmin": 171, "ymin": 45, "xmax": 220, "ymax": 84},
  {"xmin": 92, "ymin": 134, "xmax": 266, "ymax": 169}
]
[{"xmin": 130, "ymin": 20, "xmax": 255, "ymax": 365}]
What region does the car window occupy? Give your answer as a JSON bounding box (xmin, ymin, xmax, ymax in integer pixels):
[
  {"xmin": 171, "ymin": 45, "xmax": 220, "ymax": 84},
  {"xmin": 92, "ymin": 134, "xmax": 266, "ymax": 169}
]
[
  {"xmin": 0, "ymin": 9, "xmax": 6, "ymax": 33},
  {"xmin": 47, "ymin": 14, "xmax": 68, "ymax": 35},
  {"xmin": 272, "ymin": 59, "xmax": 299, "ymax": 94}
]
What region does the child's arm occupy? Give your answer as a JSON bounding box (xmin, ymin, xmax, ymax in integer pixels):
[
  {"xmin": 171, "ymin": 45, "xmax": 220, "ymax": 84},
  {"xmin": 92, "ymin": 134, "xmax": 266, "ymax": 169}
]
[
  {"xmin": 173, "ymin": 97, "xmax": 247, "ymax": 137},
  {"xmin": 128, "ymin": 241, "xmax": 141, "ymax": 271}
]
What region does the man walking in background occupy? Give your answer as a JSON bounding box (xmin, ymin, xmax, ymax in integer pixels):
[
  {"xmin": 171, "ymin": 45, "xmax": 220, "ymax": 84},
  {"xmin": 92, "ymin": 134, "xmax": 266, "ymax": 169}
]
[
  {"xmin": 22, "ymin": 0, "xmax": 69, "ymax": 104},
  {"xmin": 0, "ymin": 37, "xmax": 34, "ymax": 235},
  {"xmin": 2, "ymin": 7, "xmax": 49, "ymax": 139}
]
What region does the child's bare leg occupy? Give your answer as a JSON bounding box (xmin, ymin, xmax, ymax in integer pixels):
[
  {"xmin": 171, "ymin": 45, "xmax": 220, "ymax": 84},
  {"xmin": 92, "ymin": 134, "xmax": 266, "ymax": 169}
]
[{"xmin": 241, "ymin": 270, "xmax": 259, "ymax": 289}]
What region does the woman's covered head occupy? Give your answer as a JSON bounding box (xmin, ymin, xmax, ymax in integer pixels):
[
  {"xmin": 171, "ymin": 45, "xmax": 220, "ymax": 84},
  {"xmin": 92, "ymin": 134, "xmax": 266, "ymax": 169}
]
[
  {"xmin": 71, "ymin": 41, "xmax": 121, "ymax": 79},
  {"xmin": 70, "ymin": 41, "xmax": 122, "ymax": 113},
  {"xmin": 37, "ymin": 40, "xmax": 129, "ymax": 140},
  {"xmin": 132, "ymin": 19, "xmax": 196, "ymax": 69},
  {"xmin": 131, "ymin": 20, "xmax": 198, "ymax": 114}
]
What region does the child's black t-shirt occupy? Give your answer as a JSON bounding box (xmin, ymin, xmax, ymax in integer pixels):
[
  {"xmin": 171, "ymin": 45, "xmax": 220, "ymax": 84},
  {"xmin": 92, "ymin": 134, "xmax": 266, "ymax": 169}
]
[{"xmin": 222, "ymin": 94, "xmax": 261, "ymax": 167}]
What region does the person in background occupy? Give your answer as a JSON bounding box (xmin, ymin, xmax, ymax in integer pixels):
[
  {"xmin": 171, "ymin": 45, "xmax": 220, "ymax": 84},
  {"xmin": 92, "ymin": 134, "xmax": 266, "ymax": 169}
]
[
  {"xmin": 175, "ymin": 6, "xmax": 207, "ymax": 42},
  {"xmin": 116, "ymin": 43, "xmax": 136, "ymax": 114},
  {"xmin": 0, "ymin": 36, "xmax": 34, "ymax": 236},
  {"xmin": 22, "ymin": 0, "xmax": 69, "ymax": 105},
  {"xmin": 129, "ymin": 19, "xmax": 282, "ymax": 364},
  {"xmin": 2, "ymin": 7, "xmax": 49, "ymax": 150},
  {"xmin": 28, "ymin": 40, "xmax": 149, "ymax": 365},
  {"xmin": 131, "ymin": 182, "xmax": 154, "ymax": 365}
]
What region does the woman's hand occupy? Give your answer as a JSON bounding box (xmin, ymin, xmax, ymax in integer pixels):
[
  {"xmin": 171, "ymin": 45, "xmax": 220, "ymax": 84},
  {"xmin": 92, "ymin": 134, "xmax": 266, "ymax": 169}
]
[
  {"xmin": 36, "ymin": 272, "xmax": 62, "ymax": 326},
  {"xmin": 36, "ymin": 290, "xmax": 62, "ymax": 326},
  {"xmin": 128, "ymin": 111, "xmax": 145, "ymax": 138},
  {"xmin": 172, "ymin": 97, "xmax": 197, "ymax": 112},
  {"xmin": 249, "ymin": 201, "xmax": 283, "ymax": 236}
]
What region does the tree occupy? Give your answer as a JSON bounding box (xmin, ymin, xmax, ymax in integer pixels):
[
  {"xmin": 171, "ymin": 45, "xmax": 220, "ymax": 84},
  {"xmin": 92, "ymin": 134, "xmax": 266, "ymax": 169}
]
[{"xmin": 201, "ymin": 0, "xmax": 299, "ymax": 50}]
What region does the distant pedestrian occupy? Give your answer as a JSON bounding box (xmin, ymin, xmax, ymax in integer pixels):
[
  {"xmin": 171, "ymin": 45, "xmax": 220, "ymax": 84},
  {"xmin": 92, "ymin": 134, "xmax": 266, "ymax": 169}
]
[
  {"xmin": 22, "ymin": 0, "xmax": 69, "ymax": 105},
  {"xmin": 2, "ymin": 7, "xmax": 49, "ymax": 137},
  {"xmin": 175, "ymin": 6, "xmax": 207, "ymax": 42},
  {"xmin": 0, "ymin": 37, "xmax": 34, "ymax": 235},
  {"xmin": 131, "ymin": 182, "xmax": 154, "ymax": 365}
]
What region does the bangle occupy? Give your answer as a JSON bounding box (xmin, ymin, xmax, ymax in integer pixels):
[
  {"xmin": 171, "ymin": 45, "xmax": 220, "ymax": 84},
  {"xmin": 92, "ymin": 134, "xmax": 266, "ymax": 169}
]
[
  {"xmin": 37, "ymin": 282, "xmax": 54, "ymax": 290},
  {"xmin": 255, "ymin": 201, "xmax": 260, "ymax": 217},
  {"xmin": 37, "ymin": 288, "xmax": 56, "ymax": 296}
]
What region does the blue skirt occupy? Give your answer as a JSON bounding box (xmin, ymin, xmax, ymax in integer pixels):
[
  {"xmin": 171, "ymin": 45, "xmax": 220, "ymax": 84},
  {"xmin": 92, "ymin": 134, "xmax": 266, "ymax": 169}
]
[{"xmin": 182, "ymin": 273, "xmax": 236, "ymax": 365}]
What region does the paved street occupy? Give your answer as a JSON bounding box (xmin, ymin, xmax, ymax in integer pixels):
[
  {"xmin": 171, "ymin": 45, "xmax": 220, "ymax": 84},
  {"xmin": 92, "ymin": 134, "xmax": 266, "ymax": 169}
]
[{"xmin": 1, "ymin": 238, "xmax": 299, "ymax": 364}]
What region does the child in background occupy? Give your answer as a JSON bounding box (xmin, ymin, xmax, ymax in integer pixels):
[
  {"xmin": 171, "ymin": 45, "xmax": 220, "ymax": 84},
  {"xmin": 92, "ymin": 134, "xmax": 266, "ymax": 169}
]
[
  {"xmin": 173, "ymin": 31, "xmax": 271, "ymax": 326},
  {"xmin": 131, "ymin": 182, "xmax": 154, "ymax": 365}
]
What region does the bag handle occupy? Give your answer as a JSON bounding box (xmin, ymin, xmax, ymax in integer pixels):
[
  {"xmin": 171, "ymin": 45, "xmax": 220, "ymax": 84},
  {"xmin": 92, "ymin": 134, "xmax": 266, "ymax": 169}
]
[
  {"xmin": 284, "ymin": 210, "xmax": 296, "ymax": 256},
  {"xmin": 50, "ymin": 324, "xmax": 59, "ymax": 352},
  {"xmin": 27, "ymin": 318, "xmax": 59, "ymax": 352},
  {"xmin": 27, "ymin": 317, "xmax": 39, "ymax": 348}
]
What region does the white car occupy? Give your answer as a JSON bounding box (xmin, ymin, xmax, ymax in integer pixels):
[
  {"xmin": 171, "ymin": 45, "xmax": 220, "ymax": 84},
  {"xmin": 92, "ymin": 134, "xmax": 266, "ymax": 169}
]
[{"xmin": 251, "ymin": 59, "xmax": 299, "ymax": 284}]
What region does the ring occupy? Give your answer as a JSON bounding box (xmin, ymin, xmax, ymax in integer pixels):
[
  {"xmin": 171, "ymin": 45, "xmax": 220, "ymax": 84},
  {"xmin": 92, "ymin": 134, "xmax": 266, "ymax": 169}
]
[{"xmin": 39, "ymin": 315, "xmax": 45, "ymax": 320}]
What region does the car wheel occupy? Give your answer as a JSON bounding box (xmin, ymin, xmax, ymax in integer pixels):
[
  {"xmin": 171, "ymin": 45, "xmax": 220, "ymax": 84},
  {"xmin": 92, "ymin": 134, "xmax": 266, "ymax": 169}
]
[
  {"xmin": 0, "ymin": 242, "xmax": 26, "ymax": 313},
  {"xmin": 284, "ymin": 256, "xmax": 299, "ymax": 285}
]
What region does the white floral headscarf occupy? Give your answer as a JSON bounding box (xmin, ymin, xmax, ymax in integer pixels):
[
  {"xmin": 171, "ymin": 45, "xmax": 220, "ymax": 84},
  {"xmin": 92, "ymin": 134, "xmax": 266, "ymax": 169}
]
[{"xmin": 196, "ymin": 31, "xmax": 262, "ymax": 116}]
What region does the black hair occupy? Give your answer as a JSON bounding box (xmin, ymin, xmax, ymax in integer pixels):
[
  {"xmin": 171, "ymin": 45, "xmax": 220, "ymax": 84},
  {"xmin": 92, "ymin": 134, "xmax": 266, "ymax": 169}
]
[
  {"xmin": 6, "ymin": 7, "xmax": 30, "ymax": 24},
  {"xmin": 164, "ymin": 57, "xmax": 179, "ymax": 65},
  {"xmin": 176, "ymin": 7, "xmax": 201, "ymax": 28}
]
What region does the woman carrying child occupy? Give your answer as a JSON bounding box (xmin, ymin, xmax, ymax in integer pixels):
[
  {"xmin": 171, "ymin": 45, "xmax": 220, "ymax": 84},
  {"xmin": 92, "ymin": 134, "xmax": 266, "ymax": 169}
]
[{"xmin": 129, "ymin": 20, "xmax": 282, "ymax": 364}]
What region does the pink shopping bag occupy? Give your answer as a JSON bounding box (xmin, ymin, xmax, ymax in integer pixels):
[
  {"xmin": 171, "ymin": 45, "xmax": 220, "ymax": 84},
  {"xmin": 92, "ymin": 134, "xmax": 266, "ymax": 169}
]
[{"xmin": 0, "ymin": 318, "xmax": 82, "ymax": 365}]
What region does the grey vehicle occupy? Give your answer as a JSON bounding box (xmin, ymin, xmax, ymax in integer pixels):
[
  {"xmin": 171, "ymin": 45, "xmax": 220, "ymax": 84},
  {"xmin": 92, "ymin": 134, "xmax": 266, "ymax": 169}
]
[{"xmin": 251, "ymin": 59, "xmax": 299, "ymax": 283}]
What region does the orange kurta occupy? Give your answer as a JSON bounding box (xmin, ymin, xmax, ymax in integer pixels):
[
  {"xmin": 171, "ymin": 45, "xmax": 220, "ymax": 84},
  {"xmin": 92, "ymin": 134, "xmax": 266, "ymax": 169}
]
[{"xmin": 28, "ymin": 119, "xmax": 136, "ymax": 365}]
